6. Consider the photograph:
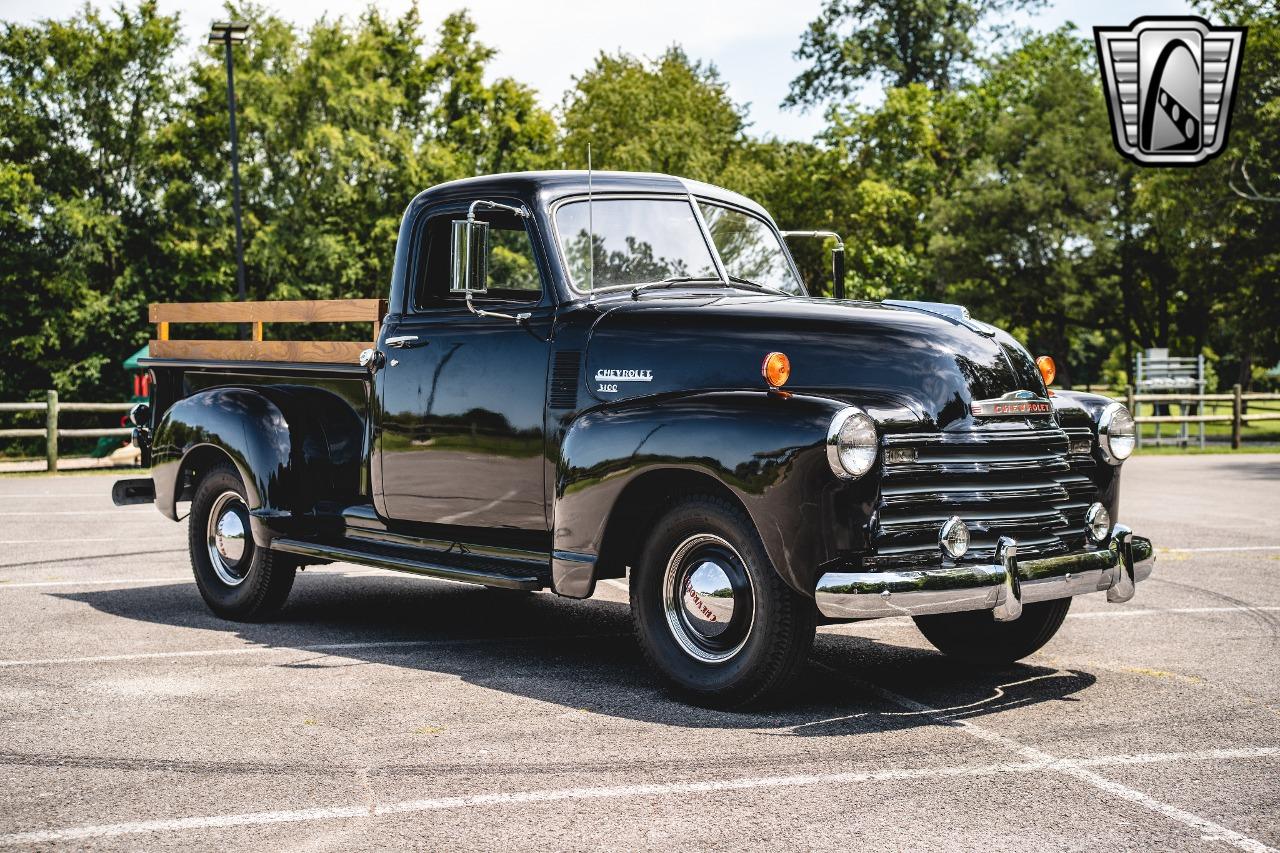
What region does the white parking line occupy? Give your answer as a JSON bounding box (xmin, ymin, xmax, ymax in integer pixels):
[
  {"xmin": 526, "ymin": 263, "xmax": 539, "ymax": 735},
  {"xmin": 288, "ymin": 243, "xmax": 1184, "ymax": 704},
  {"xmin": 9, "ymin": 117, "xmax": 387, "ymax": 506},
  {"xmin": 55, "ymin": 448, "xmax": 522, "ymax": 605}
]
[
  {"xmin": 0, "ymin": 493, "xmax": 106, "ymax": 498},
  {"xmin": 1159, "ymin": 545, "xmax": 1280, "ymax": 553},
  {"xmin": 0, "ymin": 508, "xmax": 154, "ymax": 515},
  {"xmin": 829, "ymin": 605, "xmax": 1280, "ymax": 634},
  {"xmin": 0, "ymin": 633, "xmax": 626, "ymax": 668},
  {"xmin": 0, "ymin": 577, "xmax": 190, "ymax": 589},
  {"xmin": 0, "ymin": 538, "xmax": 183, "ymax": 544},
  {"xmin": 839, "ymin": 669, "xmax": 1277, "ymax": 853},
  {"xmin": 1069, "ymin": 606, "xmax": 1280, "ymax": 619},
  {"xmin": 0, "ymin": 747, "xmax": 1274, "ymax": 846}
]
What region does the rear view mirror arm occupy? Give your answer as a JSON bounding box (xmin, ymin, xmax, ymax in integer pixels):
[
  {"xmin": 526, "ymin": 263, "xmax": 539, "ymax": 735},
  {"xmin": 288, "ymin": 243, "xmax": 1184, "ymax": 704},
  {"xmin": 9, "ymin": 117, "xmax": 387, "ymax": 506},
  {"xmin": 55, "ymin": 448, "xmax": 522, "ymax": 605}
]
[
  {"xmin": 780, "ymin": 230, "xmax": 846, "ymax": 300},
  {"xmin": 459, "ymin": 200, "xmax": 533, "ymax": 325}
]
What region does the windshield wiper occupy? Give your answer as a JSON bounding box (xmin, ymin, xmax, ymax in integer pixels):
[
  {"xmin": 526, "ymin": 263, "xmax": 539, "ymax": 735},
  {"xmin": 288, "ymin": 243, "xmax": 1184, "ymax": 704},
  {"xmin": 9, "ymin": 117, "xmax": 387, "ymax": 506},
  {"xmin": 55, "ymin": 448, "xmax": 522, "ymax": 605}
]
[
  {"xmin": 629, "ymin": 275, "xmax": 724, "ymax": 299},
  {"xmin": 723, "ymin": 274, "xmax": 791, "ymax": 296}
]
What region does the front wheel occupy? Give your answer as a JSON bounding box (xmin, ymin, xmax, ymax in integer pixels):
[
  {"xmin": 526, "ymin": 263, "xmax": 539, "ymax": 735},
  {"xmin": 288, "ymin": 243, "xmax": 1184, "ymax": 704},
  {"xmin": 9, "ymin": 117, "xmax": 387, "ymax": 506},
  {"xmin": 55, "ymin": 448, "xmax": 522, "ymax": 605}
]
[
  {"xmin": 913, "ymin": 598, "xmax": 1072, "ymax": 665},
  {"xmin": 188, "ymin": 462, "xmax": 298, "ymax": 621},
  {"xmin": 630, "ymin": 495, "xmax": 815, "ymax": 708}
]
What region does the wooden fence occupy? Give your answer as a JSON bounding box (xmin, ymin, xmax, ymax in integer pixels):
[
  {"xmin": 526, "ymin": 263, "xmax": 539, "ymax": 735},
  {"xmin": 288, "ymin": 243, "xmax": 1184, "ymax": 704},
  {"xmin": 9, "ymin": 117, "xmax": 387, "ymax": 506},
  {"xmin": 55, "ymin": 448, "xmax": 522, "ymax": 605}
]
[
  {"xmin": 4, "ymin": 383, "xmax": 1277, "ymax": 473},
  {"xmin": 1123, "ymin": 385, "xmax": 1280, "ymax": 449},
  {"xmin": 0, "ymin": 392, "xmax": 133, "ymax": 471}
]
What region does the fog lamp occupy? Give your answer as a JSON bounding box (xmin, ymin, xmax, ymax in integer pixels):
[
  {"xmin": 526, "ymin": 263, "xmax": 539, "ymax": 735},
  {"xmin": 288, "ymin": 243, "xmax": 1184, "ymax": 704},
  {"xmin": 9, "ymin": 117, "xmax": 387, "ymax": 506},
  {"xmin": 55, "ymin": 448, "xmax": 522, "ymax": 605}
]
[
  {"xmin": 940, "ymin": 516, "xmax": 970, "ymax": 559},
  {"xmin": 1085, "ymin": 502, "xmax": 1111, "ymax": 543},
  {"xmin": 884, "ymin": 447, "xmax": 917, "ymax": 465},
  {"xmin": 1099, "ymin": 403, "xmax": 1136, "ymax": 464},
  {"xmin": 827, "ymin": 407, "xmax": 877, "ymax": 479}
]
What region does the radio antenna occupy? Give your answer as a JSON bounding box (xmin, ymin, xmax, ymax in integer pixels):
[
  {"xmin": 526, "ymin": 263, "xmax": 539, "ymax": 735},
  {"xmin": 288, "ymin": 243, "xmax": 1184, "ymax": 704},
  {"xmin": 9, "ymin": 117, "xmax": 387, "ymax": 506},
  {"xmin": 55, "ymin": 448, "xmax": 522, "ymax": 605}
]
[{"xmin": 587, "ymin": 143, "xmax": 594, "ymax": 298}]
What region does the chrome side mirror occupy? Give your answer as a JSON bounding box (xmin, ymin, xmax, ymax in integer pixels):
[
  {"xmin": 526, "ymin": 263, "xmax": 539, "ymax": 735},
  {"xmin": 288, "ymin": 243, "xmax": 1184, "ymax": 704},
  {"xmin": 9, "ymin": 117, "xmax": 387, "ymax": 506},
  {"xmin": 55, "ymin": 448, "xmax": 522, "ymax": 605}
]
[
  {"xmin": 451, "ymin": 219, "xmax": 489, "ymax": 295},
  {"xmin": 780, "ymin": 230, "xmax": 846, "ymax": 299}
]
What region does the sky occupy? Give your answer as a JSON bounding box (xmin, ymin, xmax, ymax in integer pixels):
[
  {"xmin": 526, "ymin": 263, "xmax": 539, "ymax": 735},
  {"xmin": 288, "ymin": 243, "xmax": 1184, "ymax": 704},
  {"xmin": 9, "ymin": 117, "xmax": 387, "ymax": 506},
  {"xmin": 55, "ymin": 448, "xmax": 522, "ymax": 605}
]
[{"xmin": 4, "ymin": 0, "xmax": 1200, "ymax": 140}]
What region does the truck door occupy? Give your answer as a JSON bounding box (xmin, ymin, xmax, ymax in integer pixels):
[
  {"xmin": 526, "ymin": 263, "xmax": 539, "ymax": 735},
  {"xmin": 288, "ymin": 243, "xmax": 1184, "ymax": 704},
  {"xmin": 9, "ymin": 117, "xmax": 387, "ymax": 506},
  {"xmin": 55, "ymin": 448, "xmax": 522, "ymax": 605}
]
[{"xmin": 375, "ymin": 201, "xmax": 553, "ymax": 542}]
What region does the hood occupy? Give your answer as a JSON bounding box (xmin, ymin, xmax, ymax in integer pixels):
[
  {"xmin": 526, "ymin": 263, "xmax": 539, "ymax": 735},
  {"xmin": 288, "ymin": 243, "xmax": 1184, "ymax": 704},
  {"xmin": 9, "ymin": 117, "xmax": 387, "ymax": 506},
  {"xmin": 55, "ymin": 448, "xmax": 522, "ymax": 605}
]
[{"xmin": 583, "ymin": 293, "xmax": 1049, "ymax": 431}]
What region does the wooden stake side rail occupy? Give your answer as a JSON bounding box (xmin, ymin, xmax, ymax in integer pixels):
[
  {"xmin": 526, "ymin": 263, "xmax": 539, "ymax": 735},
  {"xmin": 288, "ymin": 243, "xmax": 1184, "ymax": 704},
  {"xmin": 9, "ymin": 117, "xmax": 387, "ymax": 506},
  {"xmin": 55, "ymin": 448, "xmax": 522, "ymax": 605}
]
[{"xmin": 149, "ymin": 299, "xmax": 386, "ymax": 364}]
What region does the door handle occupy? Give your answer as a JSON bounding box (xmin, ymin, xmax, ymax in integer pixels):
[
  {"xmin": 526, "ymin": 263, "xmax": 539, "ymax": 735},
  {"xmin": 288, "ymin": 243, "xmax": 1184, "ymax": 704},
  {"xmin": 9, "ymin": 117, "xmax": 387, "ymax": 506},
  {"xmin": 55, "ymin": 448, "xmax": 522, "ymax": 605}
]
[{"xmin": 385, "ymin": 335, "xmax": 421, "ymax": 348}]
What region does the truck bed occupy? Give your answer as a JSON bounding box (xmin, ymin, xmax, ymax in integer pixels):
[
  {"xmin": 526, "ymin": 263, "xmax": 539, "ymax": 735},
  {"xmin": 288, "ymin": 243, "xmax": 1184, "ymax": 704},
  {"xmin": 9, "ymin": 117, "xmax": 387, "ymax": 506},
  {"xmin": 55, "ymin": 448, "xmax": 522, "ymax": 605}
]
[{"xmin": 147, "ymin": 299, "xmax": 385, "ymax": 365}]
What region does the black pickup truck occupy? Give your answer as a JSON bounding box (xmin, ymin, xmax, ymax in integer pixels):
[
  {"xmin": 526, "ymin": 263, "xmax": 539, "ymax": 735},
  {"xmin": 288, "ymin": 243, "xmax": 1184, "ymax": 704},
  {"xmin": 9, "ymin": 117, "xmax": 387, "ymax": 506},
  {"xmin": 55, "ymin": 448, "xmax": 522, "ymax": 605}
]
[{"xmin": 116, "ymin": 170, "xmax": 1153, "ymax": 706}]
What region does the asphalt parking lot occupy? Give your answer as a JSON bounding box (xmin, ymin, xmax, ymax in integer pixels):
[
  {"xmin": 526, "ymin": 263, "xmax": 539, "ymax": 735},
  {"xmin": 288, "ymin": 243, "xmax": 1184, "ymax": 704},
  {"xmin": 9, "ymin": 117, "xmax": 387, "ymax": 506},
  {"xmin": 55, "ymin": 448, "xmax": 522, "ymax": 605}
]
[{"xmin": 1, "ymin": 454, "xmax": 1278, "ymax": 851}]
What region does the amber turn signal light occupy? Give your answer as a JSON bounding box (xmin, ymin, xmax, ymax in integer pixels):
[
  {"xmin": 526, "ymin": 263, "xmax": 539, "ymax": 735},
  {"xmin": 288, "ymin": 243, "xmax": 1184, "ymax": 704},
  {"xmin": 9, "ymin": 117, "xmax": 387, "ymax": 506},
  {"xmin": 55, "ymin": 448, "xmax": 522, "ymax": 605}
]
[
  {"xmin": 762, "ymin": 352, "xmax": 790, "ymax": 388},
  {"xmin": 1036, "ymin": 355, "xmax": 1056, "ymax": 386}
]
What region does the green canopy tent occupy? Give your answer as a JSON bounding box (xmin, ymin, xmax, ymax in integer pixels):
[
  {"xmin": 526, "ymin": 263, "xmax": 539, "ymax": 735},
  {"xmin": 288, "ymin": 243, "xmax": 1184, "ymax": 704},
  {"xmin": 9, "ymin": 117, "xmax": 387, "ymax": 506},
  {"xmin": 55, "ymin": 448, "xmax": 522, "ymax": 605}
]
[
  {"xmin": 123, "ymin": 344, "xmax": 149, "ymax": 373},
  {"xmin": 88, "ymin": 344, "xmax": 148, "ymax": 457}
]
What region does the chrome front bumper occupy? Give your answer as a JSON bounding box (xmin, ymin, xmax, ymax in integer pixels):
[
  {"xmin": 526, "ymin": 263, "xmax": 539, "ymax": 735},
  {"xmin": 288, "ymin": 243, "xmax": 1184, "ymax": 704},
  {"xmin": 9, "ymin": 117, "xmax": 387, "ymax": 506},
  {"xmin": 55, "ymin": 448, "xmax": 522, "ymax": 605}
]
[{"xmin": 815, "ymin": 524, "xmax": 1154, "ymax": 621}]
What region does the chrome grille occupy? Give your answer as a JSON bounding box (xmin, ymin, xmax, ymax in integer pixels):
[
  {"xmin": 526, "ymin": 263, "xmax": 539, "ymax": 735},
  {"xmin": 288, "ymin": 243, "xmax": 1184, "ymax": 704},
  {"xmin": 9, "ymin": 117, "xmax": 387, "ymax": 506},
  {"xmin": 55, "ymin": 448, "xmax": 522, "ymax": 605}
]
[{"xmin": 872, "ymin": 426, "xmax": 1099, "ymax": 565}]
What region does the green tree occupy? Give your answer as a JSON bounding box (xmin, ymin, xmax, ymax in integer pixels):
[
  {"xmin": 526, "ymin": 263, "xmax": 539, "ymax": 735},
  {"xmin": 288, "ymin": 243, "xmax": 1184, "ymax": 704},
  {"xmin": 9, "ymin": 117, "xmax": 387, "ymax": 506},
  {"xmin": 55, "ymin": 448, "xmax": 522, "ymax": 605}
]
[
  {"xmin": 163, "ymin": 6, "xmax": 553, "ymax": 303},
  {"xmin": 811, "ymin": 83, "xmax": 966, "ymax": 300},
  {"xmin": 0, "ymin": 1, "xmax": 184, "ymax": 402},
  {"xmin": 559, "ymin": 47, "xmax": 751, "ymax": 181},
  {"xmin": 929, "ymin": 30, "xmax": 1122, "ymax": 387},
  {"xmin": 785, "ymin": 0, "xmax": 1043, "ymax": 108}
]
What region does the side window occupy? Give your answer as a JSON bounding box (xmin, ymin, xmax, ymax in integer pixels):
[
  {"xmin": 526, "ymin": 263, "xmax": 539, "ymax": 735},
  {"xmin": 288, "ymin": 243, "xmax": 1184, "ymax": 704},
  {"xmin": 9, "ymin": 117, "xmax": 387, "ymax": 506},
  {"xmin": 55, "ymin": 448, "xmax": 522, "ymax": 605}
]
[{"xmin": 413, "ymin": 207, "xmax": 543, "ymax": 309}]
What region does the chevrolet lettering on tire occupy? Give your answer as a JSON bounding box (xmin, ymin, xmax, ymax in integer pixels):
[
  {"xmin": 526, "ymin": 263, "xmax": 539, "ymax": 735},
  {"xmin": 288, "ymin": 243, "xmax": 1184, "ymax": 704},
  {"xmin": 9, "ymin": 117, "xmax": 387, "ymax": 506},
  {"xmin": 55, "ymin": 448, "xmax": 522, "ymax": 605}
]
[{"xmin": 115, "ymin": 170, "xmax": 1153, "ymax": 707}]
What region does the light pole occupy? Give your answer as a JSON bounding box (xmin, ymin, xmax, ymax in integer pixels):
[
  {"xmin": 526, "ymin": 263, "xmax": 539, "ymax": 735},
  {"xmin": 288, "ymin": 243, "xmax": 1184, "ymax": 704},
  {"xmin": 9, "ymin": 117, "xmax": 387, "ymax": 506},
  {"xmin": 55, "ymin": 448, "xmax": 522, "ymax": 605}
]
[{"xmin": 208, "ymin": 21, "xmax": 249, "ymax": 332}]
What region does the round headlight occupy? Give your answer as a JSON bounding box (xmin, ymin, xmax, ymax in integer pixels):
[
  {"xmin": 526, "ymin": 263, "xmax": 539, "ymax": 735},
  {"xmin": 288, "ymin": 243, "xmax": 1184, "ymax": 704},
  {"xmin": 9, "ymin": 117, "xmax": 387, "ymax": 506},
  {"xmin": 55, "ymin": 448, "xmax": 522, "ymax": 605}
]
[
  {"xmin": 1099, "ymin": 403, "xmax": 1136, "ymax": 464},
  {"xmin": 1085, "ymin": 502, "xmax": 1111, "ymax": 543},
  {"xmin": 940, "ymin": 516, "xmax": 970, "ymax": 559},
  {"xmin": 827, "ymin": 407, "xmax": 878, "ymax": 480}
]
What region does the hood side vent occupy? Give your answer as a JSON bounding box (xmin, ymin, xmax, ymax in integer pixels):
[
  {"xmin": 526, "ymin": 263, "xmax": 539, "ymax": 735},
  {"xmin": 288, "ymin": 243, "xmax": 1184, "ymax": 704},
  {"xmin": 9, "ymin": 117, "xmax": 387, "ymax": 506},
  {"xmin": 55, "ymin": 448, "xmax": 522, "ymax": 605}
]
[{"xmin": 550, "ymin": 350, "xmax": 582, "ymax": 409}]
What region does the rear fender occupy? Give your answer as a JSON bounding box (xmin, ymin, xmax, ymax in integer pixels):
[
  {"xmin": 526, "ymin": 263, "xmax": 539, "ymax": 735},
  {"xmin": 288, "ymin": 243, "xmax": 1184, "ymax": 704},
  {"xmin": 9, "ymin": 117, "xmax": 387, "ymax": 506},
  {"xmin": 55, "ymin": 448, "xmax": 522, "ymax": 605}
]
[
  {"xmin": 150, "ymin": 386, "xmax": 363, "ymax": 544},
  {"xmin": 552, "ymin": 391, "xmax": 863, "ymax": 598}
]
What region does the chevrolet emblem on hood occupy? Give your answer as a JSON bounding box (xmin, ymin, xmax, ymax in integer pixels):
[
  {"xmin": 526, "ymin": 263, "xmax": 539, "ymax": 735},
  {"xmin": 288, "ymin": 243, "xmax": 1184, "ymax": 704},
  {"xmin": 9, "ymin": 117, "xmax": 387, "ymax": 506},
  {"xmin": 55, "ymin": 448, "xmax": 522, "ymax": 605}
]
[{"xmin": 971, "ymin": 391, "xmax": 1053, "ymax": 417}]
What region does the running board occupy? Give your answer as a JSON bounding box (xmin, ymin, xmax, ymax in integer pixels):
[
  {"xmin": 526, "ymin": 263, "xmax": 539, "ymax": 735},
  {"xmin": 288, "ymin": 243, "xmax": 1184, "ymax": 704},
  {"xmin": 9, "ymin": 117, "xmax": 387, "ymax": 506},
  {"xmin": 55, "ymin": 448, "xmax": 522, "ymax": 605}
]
[{"xmin": 270, "ymin": 538, "xmax": 544, "ymax": 591}]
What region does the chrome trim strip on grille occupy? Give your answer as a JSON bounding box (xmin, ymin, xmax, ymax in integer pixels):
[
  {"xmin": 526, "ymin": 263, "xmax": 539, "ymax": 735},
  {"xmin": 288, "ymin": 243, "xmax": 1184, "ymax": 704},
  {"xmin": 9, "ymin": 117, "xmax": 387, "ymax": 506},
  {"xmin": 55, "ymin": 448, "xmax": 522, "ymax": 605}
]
[{"xmin": 870, "ymin": 425, "xmax": 1101, "ymax": 567}]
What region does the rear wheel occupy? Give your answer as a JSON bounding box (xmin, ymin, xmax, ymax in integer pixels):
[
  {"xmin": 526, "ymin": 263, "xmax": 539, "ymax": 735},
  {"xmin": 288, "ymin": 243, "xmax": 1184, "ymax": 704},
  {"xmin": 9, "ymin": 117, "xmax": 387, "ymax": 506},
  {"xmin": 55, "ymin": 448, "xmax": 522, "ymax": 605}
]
[
  {"xmin": 913, "ymin": 598, "xmax": 1072, "ymax": 665},
  {"xmin": 188, "ymin": 462, "xmax": 297, "ymax": 621},
  {"xmin": 630, "ymin": 495, "xmax": 815, "ymax": 707}
]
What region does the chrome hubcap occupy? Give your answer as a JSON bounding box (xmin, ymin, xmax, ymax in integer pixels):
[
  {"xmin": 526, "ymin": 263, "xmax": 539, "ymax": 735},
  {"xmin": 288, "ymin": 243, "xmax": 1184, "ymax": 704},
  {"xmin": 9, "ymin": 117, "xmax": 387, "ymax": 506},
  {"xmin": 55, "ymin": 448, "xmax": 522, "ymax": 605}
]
[
  {"xmin": 663, "ymin": 534, "xmax": 754, "ymax": 664},
  {"xmin": 206, "ymin": 491, "xmax": 250, "ymax": 586}
]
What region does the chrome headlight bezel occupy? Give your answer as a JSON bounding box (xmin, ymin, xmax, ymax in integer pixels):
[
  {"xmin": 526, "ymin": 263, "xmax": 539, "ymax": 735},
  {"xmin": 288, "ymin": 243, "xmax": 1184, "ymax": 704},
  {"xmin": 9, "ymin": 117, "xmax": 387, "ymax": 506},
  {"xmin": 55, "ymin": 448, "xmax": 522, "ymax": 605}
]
[
  {"xmin": 1098, "ymin": 402, "xmax": 1136, "ymax": 465},
  {"xmin": 827, "ymin": 407, "xmax": 878, "ymax": 480},
  {"xmin": 1084, "ymin": 502, "xmax": 1112, "ymax": 544},
  {"xmin": 939, "ymin": 515, "xmax": 971, "ymax": 559}
]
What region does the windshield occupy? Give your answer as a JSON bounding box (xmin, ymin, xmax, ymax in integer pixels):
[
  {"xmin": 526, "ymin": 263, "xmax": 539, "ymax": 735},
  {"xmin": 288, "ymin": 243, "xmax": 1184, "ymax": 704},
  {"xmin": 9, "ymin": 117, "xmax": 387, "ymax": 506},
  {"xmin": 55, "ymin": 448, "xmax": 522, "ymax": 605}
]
[
  {"xmin": 698, "ymin": 202, "xmax": 805, "ymax": 295},
  {"xmin": 556, "ymin": 198, "xmax": 718, "ymax": 290}
]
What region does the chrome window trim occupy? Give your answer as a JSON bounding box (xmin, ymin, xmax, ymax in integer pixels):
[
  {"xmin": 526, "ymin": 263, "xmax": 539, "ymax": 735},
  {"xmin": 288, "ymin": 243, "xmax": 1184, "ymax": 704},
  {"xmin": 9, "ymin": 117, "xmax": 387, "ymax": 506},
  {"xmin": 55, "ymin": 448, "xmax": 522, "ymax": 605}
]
[
  {"xmin": 549, "ymin": 192, "xmax": 724, "ymax": 295},
  {"xmin": 688, "ymin": 193, "xmax": 730, "ymax": 285},
  {"xmin": 406, "ymin": 194, "xmax": 552, "ymax": 315},
  {"xmin": 692, "ymin": 196, "xmax": 807, "ymax": 296}
]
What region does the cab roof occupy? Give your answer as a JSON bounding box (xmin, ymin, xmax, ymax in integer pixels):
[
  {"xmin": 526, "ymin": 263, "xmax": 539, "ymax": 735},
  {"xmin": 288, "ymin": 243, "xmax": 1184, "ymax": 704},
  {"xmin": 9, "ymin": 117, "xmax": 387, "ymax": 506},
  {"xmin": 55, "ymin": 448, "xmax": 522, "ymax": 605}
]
[{"xmin": 414, "ymin": 170, "xmax": 772, "ymax": 222}]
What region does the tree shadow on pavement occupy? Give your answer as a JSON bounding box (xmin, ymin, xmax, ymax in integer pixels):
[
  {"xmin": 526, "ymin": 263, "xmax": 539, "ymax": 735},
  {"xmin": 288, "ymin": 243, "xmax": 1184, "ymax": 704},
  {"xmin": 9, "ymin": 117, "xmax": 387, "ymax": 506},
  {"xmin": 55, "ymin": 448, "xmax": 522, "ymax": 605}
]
[{"xmin": 56, "ymin": 572, "xmax": 1097, "ymax": 738}]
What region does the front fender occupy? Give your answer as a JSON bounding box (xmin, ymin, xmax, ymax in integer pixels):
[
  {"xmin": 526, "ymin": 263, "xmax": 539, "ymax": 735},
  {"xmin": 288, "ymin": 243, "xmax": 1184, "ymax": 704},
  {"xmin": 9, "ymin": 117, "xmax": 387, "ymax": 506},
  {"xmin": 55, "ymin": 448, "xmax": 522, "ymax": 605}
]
[
  {"xmin": 552, "ymin": 391, "xmax": 865, "ymax": 598},
  {"xmin": 1052, "ymin": 390, "xmax": 1125, "ymax": 521},
  {"xmin": 150, "ymin": 385, "xmax": 364, "ymax": 543}
]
